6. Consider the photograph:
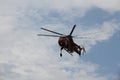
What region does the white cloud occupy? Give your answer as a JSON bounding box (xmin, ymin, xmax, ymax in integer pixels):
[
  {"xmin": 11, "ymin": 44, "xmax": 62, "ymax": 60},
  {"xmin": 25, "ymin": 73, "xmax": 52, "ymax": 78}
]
[
  {"xmin": 0, "ymin": 0, "xmax": 120, "ymax": 80},
  {"xmin": 0, "ymin": 16, "xmax": 15, "ymax": 35},
  {"xmin": 0, "ymin": 17, "xmax": 115, "ymax": 80},
  {"xmin": 1, "ymin": 0, "xmax": 120, "ymax": 16},
  {"xmin": 0, "ymin": 18, "xmax": 119, "ymax": 80},
  {"xmin": 89, "ymin": 0, "xmax": 120, "ymax": 12}
]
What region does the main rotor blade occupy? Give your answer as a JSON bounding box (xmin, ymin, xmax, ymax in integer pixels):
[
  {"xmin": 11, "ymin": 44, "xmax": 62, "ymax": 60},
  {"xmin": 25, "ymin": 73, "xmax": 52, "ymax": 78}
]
[
  {"xmin": 72, "ymin": 36, "xmax": 92, "ymax": 39},
  {"xmin": 41, "ymin": 28, "xmax": 64, "ymax": 35},
  {"xmin": 70, "ymin": 24, "xmax": 76, "ymax": 36},
  {"xmin": 37, "ymin": 34, "xmax": 62, "ymax": 37}
]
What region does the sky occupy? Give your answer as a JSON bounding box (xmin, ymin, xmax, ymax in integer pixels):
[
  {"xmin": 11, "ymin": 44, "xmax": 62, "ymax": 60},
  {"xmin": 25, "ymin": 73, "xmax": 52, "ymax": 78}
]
[{"xmin": 0, "ymin": 0, "xmax": 120, "ymax": 80}]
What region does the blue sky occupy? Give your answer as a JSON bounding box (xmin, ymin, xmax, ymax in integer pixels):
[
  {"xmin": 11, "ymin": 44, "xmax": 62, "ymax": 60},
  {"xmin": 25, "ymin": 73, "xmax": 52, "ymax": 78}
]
[
  {"xmin": 0, "ymin": 0, "xmax": 120, "ymax": 80},
  {"xmin": 83, "ymin": 31, "xmax": 120, "ymax": 73}
]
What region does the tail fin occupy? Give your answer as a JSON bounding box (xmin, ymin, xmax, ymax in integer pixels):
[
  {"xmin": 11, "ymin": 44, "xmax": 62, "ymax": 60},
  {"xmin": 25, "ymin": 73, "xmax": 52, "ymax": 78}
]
[
  {"xmin": 82, "ymin": 47, "xmax": 86, "ymax": 53},
  {"xmin": 81, "ymin": 46, "xmax": 86, "ymax": 55}
]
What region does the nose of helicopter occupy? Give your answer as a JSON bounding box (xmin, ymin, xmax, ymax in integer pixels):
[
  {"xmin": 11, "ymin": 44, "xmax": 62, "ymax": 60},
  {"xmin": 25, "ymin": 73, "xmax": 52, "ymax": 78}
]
[{"xmin": 58, "ymin": 37, "xmax": 65, "ymax": 46}]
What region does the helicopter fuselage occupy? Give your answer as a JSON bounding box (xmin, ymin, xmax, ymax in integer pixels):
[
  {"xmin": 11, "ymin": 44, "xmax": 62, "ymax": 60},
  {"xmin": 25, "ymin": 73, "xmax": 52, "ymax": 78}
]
[{"xmin": 58, "ymin": 36, "xmax": 82, "ymax": 55}]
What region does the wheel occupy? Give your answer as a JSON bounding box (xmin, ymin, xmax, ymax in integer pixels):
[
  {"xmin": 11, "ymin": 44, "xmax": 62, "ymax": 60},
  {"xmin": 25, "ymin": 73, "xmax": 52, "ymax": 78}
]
[{"xmin": 60, "ymin": 53, "xmax": 62, "ymax": 57}]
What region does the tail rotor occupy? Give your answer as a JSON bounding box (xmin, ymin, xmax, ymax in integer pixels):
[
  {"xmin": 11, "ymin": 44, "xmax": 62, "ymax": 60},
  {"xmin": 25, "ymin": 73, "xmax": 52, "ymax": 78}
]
[{"xmin": 81, "ymin": 45, "xmax": 86, "ymax": 55}]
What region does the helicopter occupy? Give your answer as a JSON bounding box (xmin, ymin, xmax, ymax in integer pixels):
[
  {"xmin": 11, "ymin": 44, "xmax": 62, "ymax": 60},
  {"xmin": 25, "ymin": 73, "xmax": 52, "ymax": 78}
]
[{"xmin": 37, "ymin": 24, "xmax": 86, "ymax": 57}]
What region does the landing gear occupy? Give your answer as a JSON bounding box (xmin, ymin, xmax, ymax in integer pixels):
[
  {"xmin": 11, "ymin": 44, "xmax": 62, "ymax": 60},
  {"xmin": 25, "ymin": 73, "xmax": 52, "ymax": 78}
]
[
  {"xmin": 60, "ymin": 47, "xmax": 63, "ymax": 57},
  {"xmin": 60, "ymin": 53, "xmax": 62, "ymax": 57},
  {"xmin": 78, "ymin": 51, "xmax": 81, "ymax": 56},
  {"xmin": 69, "ymin": 53, "xmax": 73, "ymax": 56}
]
